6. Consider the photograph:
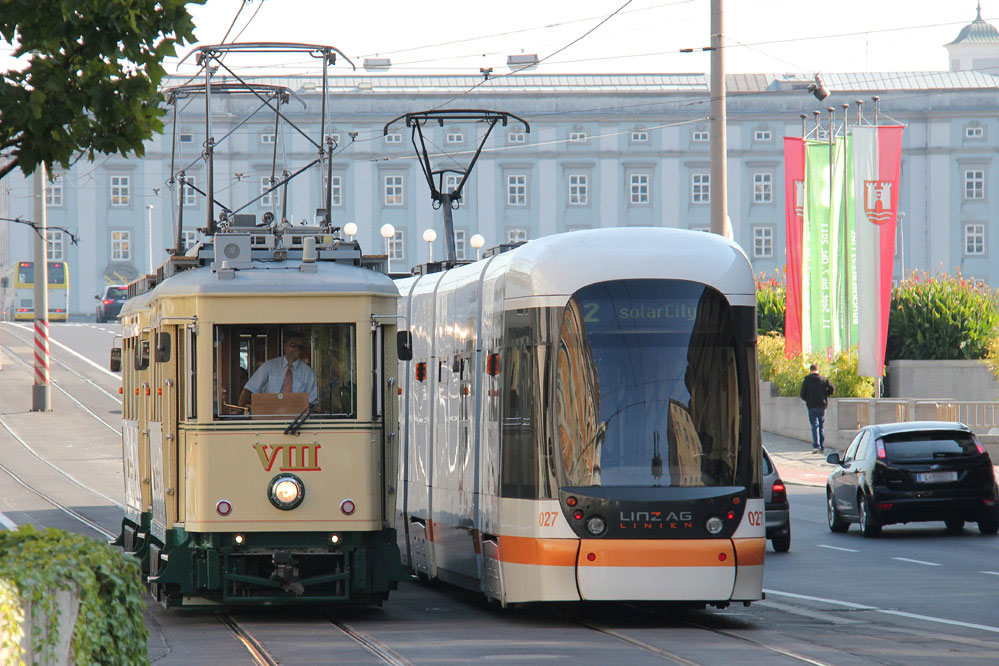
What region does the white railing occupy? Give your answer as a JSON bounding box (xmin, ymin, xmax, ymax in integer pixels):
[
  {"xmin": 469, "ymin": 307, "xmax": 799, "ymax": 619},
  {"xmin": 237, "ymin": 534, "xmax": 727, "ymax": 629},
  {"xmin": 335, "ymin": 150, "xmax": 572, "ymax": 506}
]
[{"xmin": 838, "ymin": 398, "xmax": 999, "ymax": 433}]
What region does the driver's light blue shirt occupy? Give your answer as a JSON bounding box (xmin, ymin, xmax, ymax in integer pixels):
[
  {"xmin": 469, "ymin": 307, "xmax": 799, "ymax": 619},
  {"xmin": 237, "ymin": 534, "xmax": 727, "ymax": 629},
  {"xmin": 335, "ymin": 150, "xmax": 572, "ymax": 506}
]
[{"xmin": 244, "ymin": 357, "xmax": 318, "ymax": 403}]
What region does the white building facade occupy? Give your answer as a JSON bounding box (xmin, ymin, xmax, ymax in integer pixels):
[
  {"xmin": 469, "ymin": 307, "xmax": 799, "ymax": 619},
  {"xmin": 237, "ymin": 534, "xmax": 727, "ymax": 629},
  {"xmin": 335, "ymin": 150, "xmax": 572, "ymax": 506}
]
[{"xmin": 4, "ymin": 14, "xmax": 999, "ymax": 313}]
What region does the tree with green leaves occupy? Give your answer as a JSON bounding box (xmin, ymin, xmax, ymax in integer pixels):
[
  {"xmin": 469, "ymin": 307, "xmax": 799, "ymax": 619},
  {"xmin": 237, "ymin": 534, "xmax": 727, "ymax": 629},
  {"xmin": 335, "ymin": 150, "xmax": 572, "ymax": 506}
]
[{"xmin": 0, "ymin": 0, "xmax": 205, "ymax": 181}]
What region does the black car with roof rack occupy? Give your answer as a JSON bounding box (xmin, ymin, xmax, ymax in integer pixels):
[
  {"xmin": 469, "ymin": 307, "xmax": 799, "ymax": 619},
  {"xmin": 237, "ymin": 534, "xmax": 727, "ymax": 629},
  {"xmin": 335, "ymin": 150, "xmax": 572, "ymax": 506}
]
[{"xmin": 825, "ymin": 421, "xmax": 999, "ymax": 537}]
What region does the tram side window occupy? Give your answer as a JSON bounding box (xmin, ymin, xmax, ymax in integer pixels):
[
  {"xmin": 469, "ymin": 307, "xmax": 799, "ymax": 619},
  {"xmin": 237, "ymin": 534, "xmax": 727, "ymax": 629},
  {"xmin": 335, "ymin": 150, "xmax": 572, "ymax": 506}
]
[
  {"xmin": 213, "ymin": 324, "xmax": 356, "ymax": 420},
  {"xmin": 500, "ymin": 312, "xmax": 543, "ymax": 499}
]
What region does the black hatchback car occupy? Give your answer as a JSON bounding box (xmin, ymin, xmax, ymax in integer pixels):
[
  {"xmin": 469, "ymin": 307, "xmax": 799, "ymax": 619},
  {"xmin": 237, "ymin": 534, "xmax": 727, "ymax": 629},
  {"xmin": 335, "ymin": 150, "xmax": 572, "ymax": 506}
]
[
  {"xmin": 826, "ymin": 421, "xmax": 999, "ymax": 537},
  {"xmin": 95, "ymin": 285, "xmax": 127, "ymax": 323}
]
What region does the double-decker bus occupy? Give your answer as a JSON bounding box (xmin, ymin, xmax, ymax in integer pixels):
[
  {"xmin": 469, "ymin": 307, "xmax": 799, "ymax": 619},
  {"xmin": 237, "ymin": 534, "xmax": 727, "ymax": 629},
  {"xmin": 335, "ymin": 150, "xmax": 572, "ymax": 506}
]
[{"xmin": 1, "ymin": 261, "xmax": 71, "ymax": 321}]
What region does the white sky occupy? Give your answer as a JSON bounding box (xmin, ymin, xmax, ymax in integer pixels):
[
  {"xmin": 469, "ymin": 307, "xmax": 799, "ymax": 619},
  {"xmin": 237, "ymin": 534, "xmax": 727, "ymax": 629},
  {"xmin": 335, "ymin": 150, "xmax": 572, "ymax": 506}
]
[{"xmin": 167, "ymin": 0, "xmax": 992, "ymax": 78}]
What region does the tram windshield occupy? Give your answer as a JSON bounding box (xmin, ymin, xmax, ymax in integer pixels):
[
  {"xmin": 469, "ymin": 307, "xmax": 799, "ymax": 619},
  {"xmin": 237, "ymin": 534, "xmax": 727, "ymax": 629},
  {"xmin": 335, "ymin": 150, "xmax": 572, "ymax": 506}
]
[
  {"xmin": 554, "ymin": 279, "xmax": 754, "ymax": 488},
  {"xmin": 213, "ymin": 324, "xmax": 356, "ymax": 420}
]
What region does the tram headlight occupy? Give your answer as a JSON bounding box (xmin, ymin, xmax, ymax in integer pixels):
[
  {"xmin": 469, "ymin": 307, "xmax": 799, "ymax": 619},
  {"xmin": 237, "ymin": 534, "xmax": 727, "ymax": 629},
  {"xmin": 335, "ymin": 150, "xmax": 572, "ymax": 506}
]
[
  {"xmin": 268, "ymin": 474, "xmax": 305, "ymax": 510},
  {"xmin": 705, "ymin": 516, "xmax": 724, "ymax": 535},
  {"xmin": 585, "ymin": 516, "xmax": 606, "ymax": 536}
]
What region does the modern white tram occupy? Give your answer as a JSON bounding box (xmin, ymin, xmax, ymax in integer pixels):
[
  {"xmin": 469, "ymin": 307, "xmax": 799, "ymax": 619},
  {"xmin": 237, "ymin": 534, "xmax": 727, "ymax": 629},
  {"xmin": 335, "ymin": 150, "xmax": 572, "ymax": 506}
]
[{"xmin": 395, "ymin": 227, "xmax": 764, "ymax": 607}]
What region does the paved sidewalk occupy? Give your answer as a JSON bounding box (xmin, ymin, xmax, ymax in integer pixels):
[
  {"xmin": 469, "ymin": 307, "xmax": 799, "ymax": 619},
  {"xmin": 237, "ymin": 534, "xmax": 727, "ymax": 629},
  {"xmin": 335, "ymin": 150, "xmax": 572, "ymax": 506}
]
[{"xmin": 763, "ymin": 430, "xmax": 833, "ymax": 488}]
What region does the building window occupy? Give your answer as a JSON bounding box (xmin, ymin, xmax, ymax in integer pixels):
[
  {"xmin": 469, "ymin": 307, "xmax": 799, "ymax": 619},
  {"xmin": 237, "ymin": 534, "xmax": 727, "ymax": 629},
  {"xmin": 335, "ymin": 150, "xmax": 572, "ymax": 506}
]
[
  {"xmin": 753, "ymin": 172, "xmax": 773, "ymax": 203},
  {"xmin": 179, "ymin": 133, "xmax": 194, "ymax": 144},
  {"xmin": 385, "ymin": 132, "xmax": 402, "ymax": 144},
  {"xmin": 753, "ymin": 226, "xmax": 774, "ymax": 258},
  {"xmin": 261, "ymin": 132, "xmax": 275, "ymax": 145},
  {"xmin": 384, "ymin": 174, "xmax": 404, "ymax": 206},
  {"xmin": 691, "ymin": 173, "xmax": 710, "ymax": 204},
  {"xmin": 446, "ymin": 131, "xmax": 464, "ymax": 144},
  {"xmin": 110, "ymin": 175, "xmax": 130, "ymax": 207},
  {"xmin": 454, "ymin": 229, "xmax": 467, "ymax": 260},
  {"xmin": 507, "ymin": 174, "xmax": 527, "ymax": 206},
  {"xmin": 965, "ymin": 223, "xmax": 986, "ymax": 255},
  {"xmin": 260, "ymin": 176, "xmax": 278, "ymax": 207},
  {"xmin": 631, "ymin": 130, "xmax": 649, "ymax": 143},
  {"xmin": 181, "ymin": 229, "xmax": 197, "ymax": 249},
  {"xmin": 568, "ymin": 174, "xmax": 588, "ymax": 206},
  {"xmin": 389, "ymin": 229, "xmax": 405, "ymax": 261},
  {"xmin": 111, "ymin": 230, "xmax": 131, "ymax": 261},
  {"xmin": 630, "ymin": 173, "xmax": 650, "ymax": 205},
  {"xmin": 507, "ymin": 132, "xmax": 526, "ymax": 144},
  {"xmin": 331, "ymin": 175, "xmax": 343, "ymax": 206},
  {"xmin": 445, "ymin": 173, "xmax": 461, "ymax": 193},
  {"xmin": 507, "ymin": 227, "xmax": 528, "ymax": 243},
  {"xmin": 965, "ymin": 169, "xmax": 985, "ymax": 200},
  {"xmin": 754, "ymin": 129, "xmax": 773, "ymax": 142},
  {"xmin": 966, "ymin": 126, "xmax": 985, "ymax": 139},
  {"xmin": 569, "ymin": 130, "xmax": 588, "ymax": 143},
  {"xmin": 692, "ymin": 130, "xmax": 709, "ymax": 142},
  {"xmin": 46, "ymin": 231, "xmax": 64, "ymax": 261},
  {"xmin": 45, "ymin": 173, "xmax": 63, "ymax": 207},
  {"xmin": 183, "ymin": 175, "xmax": 198, "ymax": 207}
]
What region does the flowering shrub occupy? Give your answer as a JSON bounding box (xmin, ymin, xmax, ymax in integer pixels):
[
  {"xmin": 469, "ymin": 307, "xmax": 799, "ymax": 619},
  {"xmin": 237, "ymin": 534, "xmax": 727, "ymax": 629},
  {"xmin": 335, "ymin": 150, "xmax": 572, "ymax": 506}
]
[
  {"xmin": 755, "ymin": 269, "xmax": 786, "ymax": 336},
  {"xmin": 758, "ymin": 333, "xmax": 874, "ymax": 398},
  {"xmin": 886, "ymin": 270, "xmax": 999, "ymax": 361}
]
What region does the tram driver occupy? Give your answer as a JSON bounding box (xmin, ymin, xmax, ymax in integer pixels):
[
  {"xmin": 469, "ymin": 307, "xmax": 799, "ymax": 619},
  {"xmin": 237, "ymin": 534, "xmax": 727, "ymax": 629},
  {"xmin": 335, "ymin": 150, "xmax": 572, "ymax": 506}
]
[{"xmin": 237, "ymin": 331, "xmax": 318, "ymax": 408}]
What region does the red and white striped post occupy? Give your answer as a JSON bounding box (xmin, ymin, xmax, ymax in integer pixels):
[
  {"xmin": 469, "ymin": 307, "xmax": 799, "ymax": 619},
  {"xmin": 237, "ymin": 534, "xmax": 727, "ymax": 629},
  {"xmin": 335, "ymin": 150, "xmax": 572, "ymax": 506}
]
[{"xmin": 32, "ymin": 164, "xmax": 51, "ymax": 411}]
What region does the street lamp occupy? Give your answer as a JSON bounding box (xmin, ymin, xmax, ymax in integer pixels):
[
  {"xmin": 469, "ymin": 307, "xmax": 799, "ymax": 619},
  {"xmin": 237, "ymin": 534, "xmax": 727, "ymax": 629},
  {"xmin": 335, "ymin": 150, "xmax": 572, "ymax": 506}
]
[
  {"xmin": 343, "ymin": 221, "xmax": 357, "ymax": 241},
  {"xmin": 380, "ymin": 223, "xmax": 396, "ymax": 274},
  {"xmin": 146, "ymin": 204, "xmax": 155, "ymax": 274},
  {"xmin": 422, "ymin": 228, "xmax": 437, "ymax": 262},
  {"xmin": 470, "ymin": 233, "xmax": 485, "ymax": 260}
]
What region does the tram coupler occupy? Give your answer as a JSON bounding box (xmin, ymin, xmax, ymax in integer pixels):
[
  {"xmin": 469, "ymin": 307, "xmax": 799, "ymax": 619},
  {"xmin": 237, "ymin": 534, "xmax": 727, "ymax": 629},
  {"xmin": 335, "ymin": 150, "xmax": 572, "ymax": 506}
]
[{"xmin": 270, "ymin": 550, "xmax": 304, "ymax": 596}]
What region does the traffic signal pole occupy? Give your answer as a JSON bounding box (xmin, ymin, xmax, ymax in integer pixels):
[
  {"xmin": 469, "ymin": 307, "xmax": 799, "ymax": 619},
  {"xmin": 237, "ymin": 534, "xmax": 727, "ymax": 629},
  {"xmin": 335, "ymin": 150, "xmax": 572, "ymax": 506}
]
[{"xmin": 32, "ymin": 164, "xmax": 51, "ymax": 411}]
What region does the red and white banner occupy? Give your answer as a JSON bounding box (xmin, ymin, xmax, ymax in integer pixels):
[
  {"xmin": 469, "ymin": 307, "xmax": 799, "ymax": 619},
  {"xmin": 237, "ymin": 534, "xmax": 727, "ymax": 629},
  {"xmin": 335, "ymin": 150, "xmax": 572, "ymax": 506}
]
[
  {"xmin": 783, "ymin": 137, "xmax": 806, "ymax": 358},
  {"xmin": 852, "ymin": 126, "xmax": 903, "ymax": 377}
]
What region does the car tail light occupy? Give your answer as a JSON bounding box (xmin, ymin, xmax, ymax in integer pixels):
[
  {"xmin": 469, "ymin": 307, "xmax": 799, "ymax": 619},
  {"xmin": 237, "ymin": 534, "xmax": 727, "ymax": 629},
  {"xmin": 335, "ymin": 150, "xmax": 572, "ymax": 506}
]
[
  {"xmin": 103, "ymin": 299, "xmax": 113, "ymax": 305},
  {"xmin": 878, "ymin": 502, "xmax": 894, "ymax": 511},
  {"xmin": 974, "ymin": 437, "xmax": 986, "ymax": 455},
  {"xmin": 771, "ymin": 481, "xmax": 787, "ymax": 503},
  {"xmin": 985, "ymin": 499, "xmax": 996, "ymax": 507},
  {"xmin": 876, "ymin": 438, "xmax": 887, "ymax": 459}
]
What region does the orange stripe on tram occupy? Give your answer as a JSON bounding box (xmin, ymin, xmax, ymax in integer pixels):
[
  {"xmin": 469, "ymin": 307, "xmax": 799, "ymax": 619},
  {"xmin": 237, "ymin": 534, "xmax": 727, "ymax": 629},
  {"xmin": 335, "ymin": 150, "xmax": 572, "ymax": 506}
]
[
  {"xmin": 733, "ymin": 538, "xmax": 766, "ymax": 566},
  {"xmin": 496, "ymin": 536, "xmax": 578, "ymax": 566}
]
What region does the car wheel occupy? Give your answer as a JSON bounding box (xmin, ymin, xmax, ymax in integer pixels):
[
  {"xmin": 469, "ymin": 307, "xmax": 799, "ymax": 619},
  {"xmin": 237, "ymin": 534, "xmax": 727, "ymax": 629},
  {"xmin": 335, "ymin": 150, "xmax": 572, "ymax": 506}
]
[
  {"xmin": 978, "ymin": 519, "xmax": 999, "ymax": 535},
  {"xmin": 827, "ymin": 490, "xmax": 849, "ymax": 533},
  {"xmin": 945, "ymin": 519, "xmax": 964, "ymax": 533},
  {"xmin": 858, "ymin": 494, "xmax": 881, "ymax": 538},
  {"xmin": 771, "ymin": 532, "xmax": 790, "ymax": 553}
]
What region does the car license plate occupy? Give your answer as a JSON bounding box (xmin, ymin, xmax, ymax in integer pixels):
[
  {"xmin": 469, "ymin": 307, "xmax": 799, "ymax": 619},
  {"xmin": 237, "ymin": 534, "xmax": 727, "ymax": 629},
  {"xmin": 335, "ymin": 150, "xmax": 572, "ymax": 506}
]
[{"xmin": 916, "ymin": 471, "xmax": 958, "ymax": 483}]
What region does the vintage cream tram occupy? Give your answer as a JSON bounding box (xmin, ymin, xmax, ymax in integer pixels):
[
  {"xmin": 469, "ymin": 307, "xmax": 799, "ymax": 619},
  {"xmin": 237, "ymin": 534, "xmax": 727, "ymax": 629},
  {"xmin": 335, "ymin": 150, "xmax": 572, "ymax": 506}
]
[
  {"xmin": 114, "ymin": 228, "xmax": 405, "ymax": 606},
  {"xmin": 395, "ymin": 227, "xmax": 764, "ymax": 607}
]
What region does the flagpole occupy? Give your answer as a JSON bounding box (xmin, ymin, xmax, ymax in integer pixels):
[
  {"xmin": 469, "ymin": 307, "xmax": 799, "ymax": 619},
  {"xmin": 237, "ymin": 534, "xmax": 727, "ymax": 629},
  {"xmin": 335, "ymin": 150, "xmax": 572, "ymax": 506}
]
[{"xmin": 843, "ymin": 102, "xmax": 851, "ymax": 349}]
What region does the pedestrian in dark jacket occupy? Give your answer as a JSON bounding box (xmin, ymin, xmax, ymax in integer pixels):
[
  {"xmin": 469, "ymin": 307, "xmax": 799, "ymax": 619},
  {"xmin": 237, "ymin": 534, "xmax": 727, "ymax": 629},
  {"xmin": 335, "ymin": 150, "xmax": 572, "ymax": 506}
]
[{"xmin": 800, "ymin": 364, "xmax": 835, "ymax": 453}]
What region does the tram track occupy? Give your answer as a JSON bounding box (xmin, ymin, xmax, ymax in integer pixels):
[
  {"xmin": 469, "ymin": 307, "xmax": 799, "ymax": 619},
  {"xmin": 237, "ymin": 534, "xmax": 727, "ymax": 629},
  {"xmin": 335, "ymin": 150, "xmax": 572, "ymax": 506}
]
[
  {"xmin": 579, "ymin": 604, "xmax": 835, "ymax": 666},
  {"xmin": 326, "ymin": 616, "xmax": 414, "ymax": 666}
]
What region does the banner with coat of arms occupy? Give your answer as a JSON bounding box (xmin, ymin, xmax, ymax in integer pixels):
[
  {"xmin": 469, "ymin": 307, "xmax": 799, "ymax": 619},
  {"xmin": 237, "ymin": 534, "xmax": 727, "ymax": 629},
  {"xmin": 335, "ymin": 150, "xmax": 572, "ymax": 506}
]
[{"xmin": 783, "ymin": 125, "xmax": 903, "ymax": 377}]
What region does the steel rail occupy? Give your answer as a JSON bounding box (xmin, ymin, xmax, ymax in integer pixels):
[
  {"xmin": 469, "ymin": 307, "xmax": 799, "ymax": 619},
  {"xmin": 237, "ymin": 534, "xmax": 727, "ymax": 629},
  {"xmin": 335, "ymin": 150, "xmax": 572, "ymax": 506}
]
[
  {"xmin": 1, "ymin": 344, "xmax": 121, "ymax": 435},
  {"xmin": 684, "ymin": 620, "xmax": 834, "ymax": 666},
  {"xmin": 327, "ymin": 617, "xmax": 414, "ymax": 666},
  {"xmin": 2, "ymin": 325, "xmax": 121, "ymax": 402},
  {"xmin": 577, "ymin": 619, "xmax": 702, "ymax": 666},
  {"xmin": 0, "ymin": 440, "xmax": 116, "ymax": 539},
  {"xmin": 218, "ymin": 615, "xmax": 281, "ymax": 666}
]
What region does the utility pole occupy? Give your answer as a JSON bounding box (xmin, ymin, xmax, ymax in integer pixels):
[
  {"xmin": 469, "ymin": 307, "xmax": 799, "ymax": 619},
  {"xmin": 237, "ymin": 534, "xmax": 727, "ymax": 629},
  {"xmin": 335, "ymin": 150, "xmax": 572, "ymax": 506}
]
[
  {"xmin": 710, "ymin": 0, "xmax": 731, "ymax": 239},
  {"xmin": 32, "ymin": 165, "xmax": 51, "ymax": 411},
  {"xmin": 147, "ymin": 204, "xmax": 155, "ymax": 274}
]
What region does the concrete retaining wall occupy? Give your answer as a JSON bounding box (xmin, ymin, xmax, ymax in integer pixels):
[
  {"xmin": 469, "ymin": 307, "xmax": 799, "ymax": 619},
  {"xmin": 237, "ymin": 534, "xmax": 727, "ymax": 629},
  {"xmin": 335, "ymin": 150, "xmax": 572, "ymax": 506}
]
[
  {"xmin": 760, "ymin": 381, "xmax": 845, "ymax": 450},
  {"xmin": 887, "ymin": 360, "xmax": 999, "ymax": 400}
]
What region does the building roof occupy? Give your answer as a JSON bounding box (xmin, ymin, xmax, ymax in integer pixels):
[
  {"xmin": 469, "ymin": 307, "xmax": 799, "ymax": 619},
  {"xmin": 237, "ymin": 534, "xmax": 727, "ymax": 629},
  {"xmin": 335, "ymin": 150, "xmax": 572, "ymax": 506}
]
[
  {"xmin": 947, "ymin": 5, "xmax": 999, "ymax": 45},
  {"xmin": 726, "ymin": 71, "xmax": 999, "ymax": 92}
]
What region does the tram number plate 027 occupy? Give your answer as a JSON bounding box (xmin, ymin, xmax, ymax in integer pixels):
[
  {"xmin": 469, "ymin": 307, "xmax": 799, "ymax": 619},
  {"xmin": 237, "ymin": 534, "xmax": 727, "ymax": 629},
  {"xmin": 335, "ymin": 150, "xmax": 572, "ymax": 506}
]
[{"xmin": 916, "ymin": 471, "xmax": 957, "ymax": 483}]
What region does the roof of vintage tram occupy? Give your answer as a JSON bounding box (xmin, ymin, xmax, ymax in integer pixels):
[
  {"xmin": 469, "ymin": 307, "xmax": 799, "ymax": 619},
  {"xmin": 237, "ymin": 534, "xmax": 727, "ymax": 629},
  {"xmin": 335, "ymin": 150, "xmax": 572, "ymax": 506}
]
[
  {"xmin": 496, "ymin": 227, "xmax": 755, "ymax": 303},
  {"xmin": 120, "ymin": 259, "xmax": 397, "ymax": 315}
]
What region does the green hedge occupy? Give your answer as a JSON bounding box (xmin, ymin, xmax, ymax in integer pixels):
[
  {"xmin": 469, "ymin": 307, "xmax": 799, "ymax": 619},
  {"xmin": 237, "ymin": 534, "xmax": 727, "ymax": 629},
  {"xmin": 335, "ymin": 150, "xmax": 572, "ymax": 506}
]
[
  {"xmin": 758, "ymin": 333, "xmax": 874, "ymax": 398},
  {"xmin": 0, "ymin": 526, "xmax": 148, "ymax": 666},
  {"xmin": 886, "ymin": 271, "xmax": 999, "ymax": 361}
]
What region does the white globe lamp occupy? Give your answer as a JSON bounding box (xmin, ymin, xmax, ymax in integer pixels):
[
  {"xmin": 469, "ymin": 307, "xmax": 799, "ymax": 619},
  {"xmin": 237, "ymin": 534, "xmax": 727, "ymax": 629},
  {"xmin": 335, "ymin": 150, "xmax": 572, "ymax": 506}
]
[
  {"xmin": 422, "ymin": 228, "xmax": 437, "ymax": 262},
  {"xmin": 470, "ymin": 233, "xmax": 485, "ymax": 260}
]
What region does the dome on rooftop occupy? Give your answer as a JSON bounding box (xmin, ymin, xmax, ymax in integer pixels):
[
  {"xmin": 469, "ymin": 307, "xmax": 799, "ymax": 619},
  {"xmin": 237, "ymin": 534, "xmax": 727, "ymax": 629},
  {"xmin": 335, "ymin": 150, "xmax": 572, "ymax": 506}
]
[{"xmin": 947, "ymin": 4, "xmax": 999, "ymax": 45}]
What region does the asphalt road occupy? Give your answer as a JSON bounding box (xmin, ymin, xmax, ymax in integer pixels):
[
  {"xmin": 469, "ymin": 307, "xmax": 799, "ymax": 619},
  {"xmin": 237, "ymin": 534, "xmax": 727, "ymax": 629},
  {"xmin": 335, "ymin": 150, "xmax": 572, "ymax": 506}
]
[{"xmin": 1, "ymin": 319, "xmax": 997, "ymax": 665}]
